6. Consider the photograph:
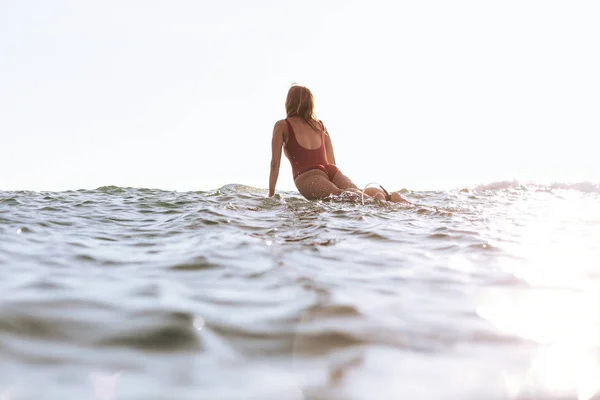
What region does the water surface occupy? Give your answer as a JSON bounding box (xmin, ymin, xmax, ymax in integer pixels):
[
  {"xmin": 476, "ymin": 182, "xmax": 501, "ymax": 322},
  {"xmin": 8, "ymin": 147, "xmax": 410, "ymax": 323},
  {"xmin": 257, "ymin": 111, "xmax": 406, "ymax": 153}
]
[{"xmin": 1, "ymin": 182, "xmax": 599, "ymax": 399}]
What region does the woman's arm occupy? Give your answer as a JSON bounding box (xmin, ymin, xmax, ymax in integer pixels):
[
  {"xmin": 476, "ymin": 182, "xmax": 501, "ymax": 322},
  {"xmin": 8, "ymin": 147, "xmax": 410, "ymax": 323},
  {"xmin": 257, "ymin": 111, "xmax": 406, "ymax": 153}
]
[
  {"xmin": 268, "ymin": 121, "xmax": 285, "ymax": 197},
  {"xmin": 323, "ymin": 124, "xmax": 336, "ymax": 165}
]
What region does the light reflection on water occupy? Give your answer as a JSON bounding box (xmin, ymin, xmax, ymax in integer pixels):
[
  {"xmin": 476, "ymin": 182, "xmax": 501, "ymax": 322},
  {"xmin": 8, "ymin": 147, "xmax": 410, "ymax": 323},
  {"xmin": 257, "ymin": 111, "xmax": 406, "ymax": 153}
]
[
  {"xmin": 89, "ymin": 371, "xmax": 123, "ymax": 400},
  {"xmin": 479, "ymin": 290, "xmax": 600, "ymax": 399},
  {"xmin": 478, "ymin": 190, "xmax": 600, "ymax": 399}
]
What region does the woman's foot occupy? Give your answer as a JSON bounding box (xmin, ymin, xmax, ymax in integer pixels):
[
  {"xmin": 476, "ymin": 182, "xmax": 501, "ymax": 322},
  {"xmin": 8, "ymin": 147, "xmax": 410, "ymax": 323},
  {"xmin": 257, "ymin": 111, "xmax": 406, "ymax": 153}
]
[
  {"xmin": 390, "ymin": 191, "xmax": 411, "ymax": 204},
  {"xmin": 363, "ymin": 186, "xmax": 411, "ymax": 203}
]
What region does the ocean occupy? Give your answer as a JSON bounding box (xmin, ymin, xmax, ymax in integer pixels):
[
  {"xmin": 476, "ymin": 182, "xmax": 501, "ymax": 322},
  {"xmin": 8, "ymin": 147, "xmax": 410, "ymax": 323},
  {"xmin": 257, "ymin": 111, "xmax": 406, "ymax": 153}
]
[{"xmin": 1, "ymin": 182, "xmax": 599, "ymax": 400}]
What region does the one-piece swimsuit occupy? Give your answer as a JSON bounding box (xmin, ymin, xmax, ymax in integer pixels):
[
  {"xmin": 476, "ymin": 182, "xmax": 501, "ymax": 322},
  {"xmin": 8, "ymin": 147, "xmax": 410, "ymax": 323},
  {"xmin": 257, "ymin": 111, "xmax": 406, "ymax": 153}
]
[{"xmin": 284, "ymin": 119, "xmax": 339, "ymax": 181}]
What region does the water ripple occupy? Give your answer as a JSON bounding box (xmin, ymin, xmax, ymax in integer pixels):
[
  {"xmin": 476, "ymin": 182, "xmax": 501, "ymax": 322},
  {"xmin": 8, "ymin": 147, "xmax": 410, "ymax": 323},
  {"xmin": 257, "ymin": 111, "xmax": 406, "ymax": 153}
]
[{"xmin": 0, "ymin": 185, "xmax": 598, "ymax": 399}]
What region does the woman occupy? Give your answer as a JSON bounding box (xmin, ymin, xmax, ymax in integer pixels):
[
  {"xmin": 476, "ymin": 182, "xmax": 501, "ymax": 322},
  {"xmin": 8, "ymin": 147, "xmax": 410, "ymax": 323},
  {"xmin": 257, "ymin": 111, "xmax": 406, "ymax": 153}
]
[{"xmin": 268, "ymin": 84, "xmax": 409, "ymax": 203}]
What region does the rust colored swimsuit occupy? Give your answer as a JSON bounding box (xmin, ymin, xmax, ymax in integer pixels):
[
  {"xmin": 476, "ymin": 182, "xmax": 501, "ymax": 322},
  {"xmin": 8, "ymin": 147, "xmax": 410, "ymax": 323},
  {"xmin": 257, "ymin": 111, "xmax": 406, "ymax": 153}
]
[{"xmin": 284, "ymin": 119, "xmax": 339, "ymax": 181}]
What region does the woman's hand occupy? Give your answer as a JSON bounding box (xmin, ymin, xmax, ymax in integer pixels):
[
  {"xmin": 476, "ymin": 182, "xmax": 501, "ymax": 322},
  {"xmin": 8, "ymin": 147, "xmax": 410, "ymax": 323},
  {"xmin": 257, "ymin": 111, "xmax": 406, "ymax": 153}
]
[{"xmin": 268, "ymin": 121, "xmax": 285, "ymax": 196}]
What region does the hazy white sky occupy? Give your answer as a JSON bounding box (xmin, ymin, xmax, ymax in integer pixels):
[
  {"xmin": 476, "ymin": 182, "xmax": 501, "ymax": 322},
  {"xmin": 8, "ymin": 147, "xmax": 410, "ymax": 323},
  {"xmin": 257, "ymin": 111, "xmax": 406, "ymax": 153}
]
[{"xmin": 1, "ymin": 0, "xmax": 599, "ymax": 192}]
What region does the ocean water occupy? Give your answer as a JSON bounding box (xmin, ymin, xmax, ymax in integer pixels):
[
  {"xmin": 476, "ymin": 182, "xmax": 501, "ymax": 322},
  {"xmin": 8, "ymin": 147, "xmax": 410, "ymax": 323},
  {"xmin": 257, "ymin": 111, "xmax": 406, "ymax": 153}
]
[{"xmin": 1, "ymin": 182, "xmax": 599, "ymax": 400}]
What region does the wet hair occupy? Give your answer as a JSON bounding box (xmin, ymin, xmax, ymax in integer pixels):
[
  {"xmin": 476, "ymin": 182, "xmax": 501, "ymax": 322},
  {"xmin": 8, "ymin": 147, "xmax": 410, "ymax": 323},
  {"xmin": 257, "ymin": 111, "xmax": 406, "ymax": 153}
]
[{"xmin": 285, "ymin": 84, "xmax": 319, "ymax": 130}]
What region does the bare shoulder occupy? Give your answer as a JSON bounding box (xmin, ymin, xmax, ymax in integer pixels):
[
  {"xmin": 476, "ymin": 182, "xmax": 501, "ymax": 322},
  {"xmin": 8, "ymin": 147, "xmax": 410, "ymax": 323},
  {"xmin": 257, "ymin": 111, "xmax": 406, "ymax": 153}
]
[
  {"xmin": 273, "ymin": 119, "xmax": 289, "ymax": 143},
  {"xmin": 273, "ymin": 119, "xmax": 287, "ymax": 132}
]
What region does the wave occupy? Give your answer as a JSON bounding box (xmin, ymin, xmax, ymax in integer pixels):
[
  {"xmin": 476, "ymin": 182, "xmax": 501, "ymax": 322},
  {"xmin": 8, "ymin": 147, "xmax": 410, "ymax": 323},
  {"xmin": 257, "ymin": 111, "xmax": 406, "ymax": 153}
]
[
  {"xmin": 4, "ymin": 179, "xmax": 598, "ymax": 197},
  {"xmin": 469, "ymin": 180, "xmax": 600, "ymax": 194},
  {"xmin": 218, "ymin": 181, "xmax": 600, "ymax": 196}
]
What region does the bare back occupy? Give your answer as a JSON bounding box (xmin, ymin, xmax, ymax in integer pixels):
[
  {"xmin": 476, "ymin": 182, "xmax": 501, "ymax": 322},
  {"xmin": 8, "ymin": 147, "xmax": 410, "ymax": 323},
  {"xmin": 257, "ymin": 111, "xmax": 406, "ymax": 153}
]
[{"xmin": 284, "ymin": 117, "xmax": 323, "ymax": 149}]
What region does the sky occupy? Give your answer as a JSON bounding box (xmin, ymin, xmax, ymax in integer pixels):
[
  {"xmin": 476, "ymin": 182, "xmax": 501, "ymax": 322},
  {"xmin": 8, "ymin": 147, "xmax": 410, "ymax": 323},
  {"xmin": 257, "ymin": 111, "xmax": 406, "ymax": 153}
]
[{"xmin": 1, "ymin": 0, "xmax": 599, "ymax": 192}]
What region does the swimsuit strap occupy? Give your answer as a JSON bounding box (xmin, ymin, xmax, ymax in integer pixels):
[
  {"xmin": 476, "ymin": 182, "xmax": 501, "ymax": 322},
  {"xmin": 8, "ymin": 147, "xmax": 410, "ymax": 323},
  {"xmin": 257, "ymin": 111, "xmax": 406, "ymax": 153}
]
[{"xmin": 284, "ymin": 118, "xmax": 297, "ymax": 145}]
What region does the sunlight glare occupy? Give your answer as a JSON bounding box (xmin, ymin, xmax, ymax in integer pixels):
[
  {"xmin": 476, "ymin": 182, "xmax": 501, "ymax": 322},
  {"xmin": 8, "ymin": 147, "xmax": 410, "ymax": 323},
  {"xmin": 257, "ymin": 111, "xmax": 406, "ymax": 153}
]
[{"xmin": 478, "ymin": 290, "xmax": 600, "ymax": 398}]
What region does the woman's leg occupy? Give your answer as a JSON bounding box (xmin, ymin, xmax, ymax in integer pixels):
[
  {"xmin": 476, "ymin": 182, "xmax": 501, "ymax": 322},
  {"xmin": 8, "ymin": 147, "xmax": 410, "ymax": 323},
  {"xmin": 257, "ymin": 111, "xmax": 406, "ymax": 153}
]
[
  {"xmin": 295, "ymin": 168, "xmax": 411, "ymax": 203},
  {"xmin": 333, "ymin": 170, "xmax": 411, "ymax": 203},
  {"xmin": 330, "ymin": 169, "xmax": 359, "ymax": 191},
  {"xmin": 294, "ymin": 170, "xmax": 354, "ymax": 200},
  {"xmin": 331, "ymin": 169, "xmax": 389, "ymax": 200},
  {"xmin": 365, "ymin": 186, "xmax": 411, "ymax": 203},
  {"xmin": 363, "ymin": 187, "xmax": 387, "ymax": 200}
]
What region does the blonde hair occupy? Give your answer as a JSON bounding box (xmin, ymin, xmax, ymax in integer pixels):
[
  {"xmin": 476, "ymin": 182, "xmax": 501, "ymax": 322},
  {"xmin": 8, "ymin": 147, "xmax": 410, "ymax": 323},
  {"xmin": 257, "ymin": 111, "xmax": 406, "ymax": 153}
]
[{"xmin": 285, "ymin": 84, "xmax": 319, "ymax": 130}]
